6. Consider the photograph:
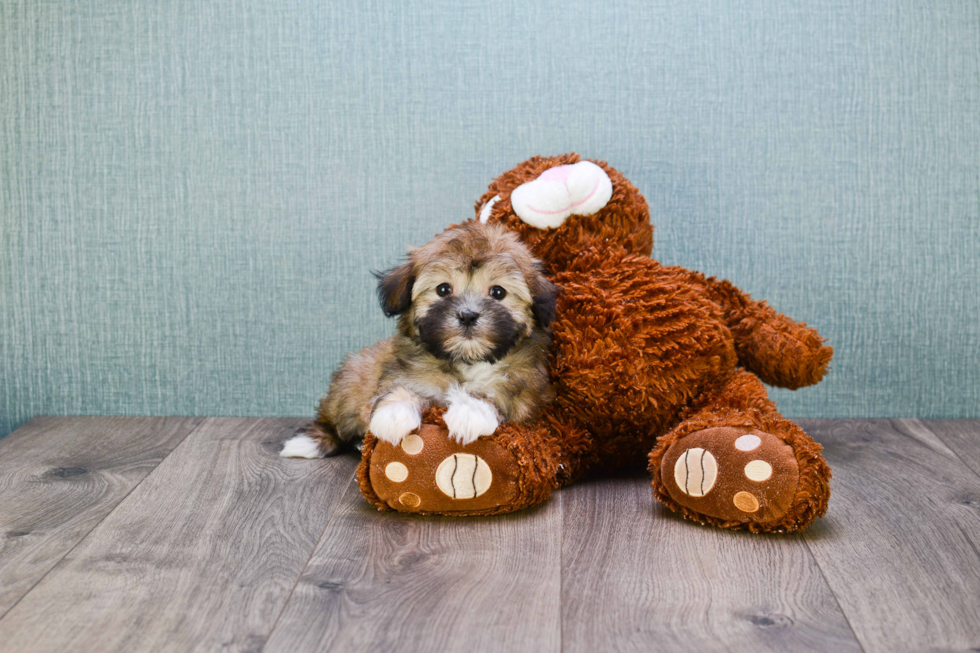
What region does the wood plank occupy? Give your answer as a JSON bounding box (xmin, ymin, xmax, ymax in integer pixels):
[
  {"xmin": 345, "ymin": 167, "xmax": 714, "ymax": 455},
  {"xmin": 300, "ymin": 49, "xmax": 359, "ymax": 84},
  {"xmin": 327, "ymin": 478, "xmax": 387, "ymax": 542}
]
[
  {"xmin": 800, "ymin": 419, "xmax": 980, "ymax": 653},
  {"xmin": 264, "ymin": 485, "xmax": 562, "ymax": 653},
  {"xmin": 0, "ymin": 416, "xmax": 201, "ymax": 618},
  {"xmin": 918, "ymin": 419, "xmax": 980, "ymax": 479},
  {"xmin": 560, "ymin": 475, "xmax": 861, "ymax": 653},
  {"xmin": 0, "ymin": 417, "xmax": 357, "ymax": 653}
]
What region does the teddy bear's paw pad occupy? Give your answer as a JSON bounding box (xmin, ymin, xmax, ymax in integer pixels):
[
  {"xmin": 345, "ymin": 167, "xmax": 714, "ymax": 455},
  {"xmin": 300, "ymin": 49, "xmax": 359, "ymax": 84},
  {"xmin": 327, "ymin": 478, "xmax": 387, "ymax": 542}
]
[
  {"xmin": 367, "ymin": 424, "xmax": 519, "ymax": 514},
  {"xmin": 661, "ymin": 427, "xmax": 800, "ymax": 524},
  {"xmin": 435, "ymin": 454, "xmax": 493, "ymax": 499},
  {"xmin": 672, "ymin": 447, "xmax": 718, "ymax": 497}
]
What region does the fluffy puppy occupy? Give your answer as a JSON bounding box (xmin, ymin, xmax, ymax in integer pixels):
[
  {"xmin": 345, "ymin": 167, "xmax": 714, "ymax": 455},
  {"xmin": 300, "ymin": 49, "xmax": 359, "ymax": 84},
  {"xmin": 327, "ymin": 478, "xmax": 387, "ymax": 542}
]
[{"xmin": 280, "ymin": 221, "xmax": 558, "ymax": 459}]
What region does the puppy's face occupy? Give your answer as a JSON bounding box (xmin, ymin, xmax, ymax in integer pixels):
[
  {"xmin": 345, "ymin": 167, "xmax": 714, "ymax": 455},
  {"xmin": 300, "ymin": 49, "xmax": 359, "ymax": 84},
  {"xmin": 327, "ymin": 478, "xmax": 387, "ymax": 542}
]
[{"xmin": 377, "ymin": 222, "xmax": 557, "ymax": 364}]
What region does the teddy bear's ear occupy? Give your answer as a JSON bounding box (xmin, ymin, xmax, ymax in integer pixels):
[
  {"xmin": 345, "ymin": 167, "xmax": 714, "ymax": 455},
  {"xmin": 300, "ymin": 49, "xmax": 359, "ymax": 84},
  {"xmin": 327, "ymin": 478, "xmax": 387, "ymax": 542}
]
[
  {"xmin": 510, "ymin": 161, "xmax": 613, "ymax": 229},
  {"xmin": 374, "ymin": 261, "xmax": 415, "ymax": 317},
  {"xmin": 478, "ymin": 195, "xmax": 500, "ymax": 224}
]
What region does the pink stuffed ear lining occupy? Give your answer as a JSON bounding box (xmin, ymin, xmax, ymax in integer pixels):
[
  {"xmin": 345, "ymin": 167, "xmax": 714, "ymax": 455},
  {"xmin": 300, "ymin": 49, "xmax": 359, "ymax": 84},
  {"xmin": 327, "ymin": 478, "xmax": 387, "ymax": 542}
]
[
  {"xmin": 524, "ymin": 178, "xmax": 601, "ymax": 216},
  {"xmin": 509, "ymin": 161, "xmax": 613, "ymax": 229}
]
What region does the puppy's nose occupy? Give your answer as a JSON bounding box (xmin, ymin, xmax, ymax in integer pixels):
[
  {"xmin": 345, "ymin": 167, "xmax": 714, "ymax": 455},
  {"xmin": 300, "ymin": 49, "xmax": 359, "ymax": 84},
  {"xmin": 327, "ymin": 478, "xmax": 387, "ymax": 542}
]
[{"xmin": 457, "ymin": 309, "xmax": 480, "ymax": 327}]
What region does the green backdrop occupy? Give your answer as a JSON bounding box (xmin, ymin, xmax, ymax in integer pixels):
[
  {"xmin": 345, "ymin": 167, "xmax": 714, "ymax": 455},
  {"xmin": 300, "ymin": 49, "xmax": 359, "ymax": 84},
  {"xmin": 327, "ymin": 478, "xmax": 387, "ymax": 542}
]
[{"xmin": 2, "ymin": 0, "xmax": 979, "ymax": 437}]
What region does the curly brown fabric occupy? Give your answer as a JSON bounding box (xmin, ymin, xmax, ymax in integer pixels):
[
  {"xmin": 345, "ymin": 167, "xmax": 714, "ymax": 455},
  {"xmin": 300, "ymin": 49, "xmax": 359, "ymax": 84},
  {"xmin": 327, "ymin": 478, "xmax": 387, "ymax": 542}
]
[
  {"xmin": 648, "ymin": 370, "xmax": 831, "ymax": 533},
  {"xmin": 358, "ymin": 154, "xmax": 833, "ymax": 533}
]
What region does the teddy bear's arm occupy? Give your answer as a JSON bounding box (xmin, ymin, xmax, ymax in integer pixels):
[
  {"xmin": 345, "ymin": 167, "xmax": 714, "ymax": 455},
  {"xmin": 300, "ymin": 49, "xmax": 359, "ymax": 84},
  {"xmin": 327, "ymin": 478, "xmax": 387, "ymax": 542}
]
[{"xmin": 695, "ymin": 275, "xmax": 833, "ymax": 390}]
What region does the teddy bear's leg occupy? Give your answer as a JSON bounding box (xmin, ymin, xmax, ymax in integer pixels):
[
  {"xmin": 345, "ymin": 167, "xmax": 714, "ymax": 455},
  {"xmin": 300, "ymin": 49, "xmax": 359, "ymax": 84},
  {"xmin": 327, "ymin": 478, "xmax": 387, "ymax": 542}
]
[
  {"xmin": 697, "ymin": 275, "xmax": 833, "ymax": 390},
  {"xmin": 358, "ymin": 405, "xmax": 594, "ymax": 516},
  {"xmin": 649, "ymin": 370, "xmax": 830, "ymax": 533}
]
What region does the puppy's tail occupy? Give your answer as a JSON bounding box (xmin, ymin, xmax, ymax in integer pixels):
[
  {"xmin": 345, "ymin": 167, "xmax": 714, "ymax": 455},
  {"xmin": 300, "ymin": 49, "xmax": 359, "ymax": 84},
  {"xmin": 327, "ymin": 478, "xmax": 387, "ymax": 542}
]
[{"xmin": 280, "ymin": 420, "xmax": 348, "ymax": 458}]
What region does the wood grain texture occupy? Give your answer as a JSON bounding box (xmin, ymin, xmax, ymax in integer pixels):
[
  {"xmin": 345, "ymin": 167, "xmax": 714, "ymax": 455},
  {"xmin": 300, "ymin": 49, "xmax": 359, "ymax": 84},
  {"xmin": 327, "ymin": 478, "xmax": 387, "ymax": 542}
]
[
  {"xmin": 919, "ymin": 420, "xmax": 980, "ymax": 479},
  {"xmin": 0, "ymin": 418, "xmax": 357, "ymax": 653},
  {"xmin": 3, "ymin": 417, "xmax": 980, "ymax": 652},
  {"xmin": 800, "ymin": 419, "xmax": 980, "ymax": 653},
  {"xmin": 264, "ymin": 485, "xmax": 562, "ymax": 653},
  {"xmin": 0, "ymin": 416, "xmax": 201, "ymax": 618},
  {"xmin": 560, "ymin": 475, "xmax": 860, "ymax": 653}
]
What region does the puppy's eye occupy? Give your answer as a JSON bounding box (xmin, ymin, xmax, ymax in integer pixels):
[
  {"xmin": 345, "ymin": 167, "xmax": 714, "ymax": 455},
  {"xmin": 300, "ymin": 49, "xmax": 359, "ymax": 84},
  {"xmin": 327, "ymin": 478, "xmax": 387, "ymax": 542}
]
[
  {"xmin": 436, "ymin": 283, "xmax": 453, "ymax": 297},
  {"xmin": 490, "ymin": 285, "xmax": 507, "ymax": 300}
]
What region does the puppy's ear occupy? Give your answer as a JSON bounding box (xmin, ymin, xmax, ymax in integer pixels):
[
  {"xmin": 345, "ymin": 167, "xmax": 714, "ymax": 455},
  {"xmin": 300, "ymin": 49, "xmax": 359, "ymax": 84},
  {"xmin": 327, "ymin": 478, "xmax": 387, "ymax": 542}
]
[
  {"xmin": 375, "ymin": 261, "xmax": 415, "ymax": 317},
  {"xmin": 529, "ymin": 267, "xmax": 559, "ymax": 327}
]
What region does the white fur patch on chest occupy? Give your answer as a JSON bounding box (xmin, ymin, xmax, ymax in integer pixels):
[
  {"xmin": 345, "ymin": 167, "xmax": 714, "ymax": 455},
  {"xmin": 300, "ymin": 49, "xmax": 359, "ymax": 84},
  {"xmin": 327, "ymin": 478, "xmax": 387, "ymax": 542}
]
[
  {"xmin": 458, "ymin": 361, "xmax": 506, "ymax": 396},
  {"xmin": 402, "ymin": 378, "xmax": 449, "ymax": 403}
]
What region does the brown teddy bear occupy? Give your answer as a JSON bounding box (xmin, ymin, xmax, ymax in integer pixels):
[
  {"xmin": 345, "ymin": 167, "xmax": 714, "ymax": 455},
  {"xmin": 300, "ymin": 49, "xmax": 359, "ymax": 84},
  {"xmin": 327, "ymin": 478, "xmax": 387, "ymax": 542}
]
[{"xmin": 358, "ymin": 154, "xmax": 833, "ymax": 533}]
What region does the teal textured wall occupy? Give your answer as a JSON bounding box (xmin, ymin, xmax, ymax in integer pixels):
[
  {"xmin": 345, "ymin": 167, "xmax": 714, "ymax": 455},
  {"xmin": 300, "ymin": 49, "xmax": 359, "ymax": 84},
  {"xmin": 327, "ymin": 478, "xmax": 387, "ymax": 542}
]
[{"xmin": 2, "ymin": 1, "xmax": 979, "ymax": 437}]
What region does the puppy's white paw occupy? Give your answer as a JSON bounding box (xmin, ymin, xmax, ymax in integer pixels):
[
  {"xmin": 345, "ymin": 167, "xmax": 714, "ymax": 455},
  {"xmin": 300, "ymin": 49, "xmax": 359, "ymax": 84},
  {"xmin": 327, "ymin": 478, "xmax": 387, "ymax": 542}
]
[
  {"xmin": 369, "ymin": 400, "xmax": 422, "ymax": 445},
  {"xmin": 280, "ymin": 433, "xmax": 325, "ymax": 459},
  {"xmin": 444, "ymin": 388, "xmax": 499, "ymax": 445}
]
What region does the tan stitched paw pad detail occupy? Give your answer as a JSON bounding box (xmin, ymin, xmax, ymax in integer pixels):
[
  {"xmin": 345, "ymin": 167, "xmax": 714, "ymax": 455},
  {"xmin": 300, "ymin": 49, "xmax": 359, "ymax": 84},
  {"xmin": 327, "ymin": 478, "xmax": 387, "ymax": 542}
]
[
  {"xmin": 661, "ymin": 427, "xmax": 800, "ymax": 524},
  {"xmin": 367, "ymin": 423, "xmax": 518, "ymax": 514},
  {"xmin": 435, "ymin": 454, "xmax": 492, "ymax": 499}
]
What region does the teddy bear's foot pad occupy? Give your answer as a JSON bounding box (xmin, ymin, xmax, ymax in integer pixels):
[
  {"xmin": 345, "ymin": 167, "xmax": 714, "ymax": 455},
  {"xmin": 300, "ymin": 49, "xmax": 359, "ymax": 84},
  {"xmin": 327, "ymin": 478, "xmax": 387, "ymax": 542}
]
[
  {"xmin": 368, "ymin": 424, "xmax": 520, "ymax": 514},
  {"xmin": 661, "ymin": 427, "xmax": 800, "ymax": 524}
]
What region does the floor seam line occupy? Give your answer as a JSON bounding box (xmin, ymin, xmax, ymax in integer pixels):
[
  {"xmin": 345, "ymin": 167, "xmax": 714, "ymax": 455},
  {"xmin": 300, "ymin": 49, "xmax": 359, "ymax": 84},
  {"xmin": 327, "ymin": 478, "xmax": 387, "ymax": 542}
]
[
  {"xmin": 260, "ymin": 474, "xmax": 360, "ymax": 652},
  {"xmin": 800, "ymin": 534, "xmax": 868, "ymax": 653},
  {"xmin": 0, "ymin": 416, "xmax": 206, "ymax": 624},
  {"xmin": 558, "ymin": 488, "xmax": 564, "ymax": 653},
  {"xmin": 796, "ymin": 420, "xmax": 871, "ymax": 653},
  {"xmin": 913, "ymin": 419, "xmax": 980, "ymax": 484},
  {"xmin": 799, "ymin": 420, "xmax": 867, "ymax": 653}
]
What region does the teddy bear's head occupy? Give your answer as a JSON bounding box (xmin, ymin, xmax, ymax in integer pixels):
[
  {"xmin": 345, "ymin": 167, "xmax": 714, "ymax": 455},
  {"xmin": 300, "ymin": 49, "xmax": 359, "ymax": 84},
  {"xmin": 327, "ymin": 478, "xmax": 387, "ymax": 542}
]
[{"xmin": 473, "ymin": 154, "xmax": 653, "ymax": 269}]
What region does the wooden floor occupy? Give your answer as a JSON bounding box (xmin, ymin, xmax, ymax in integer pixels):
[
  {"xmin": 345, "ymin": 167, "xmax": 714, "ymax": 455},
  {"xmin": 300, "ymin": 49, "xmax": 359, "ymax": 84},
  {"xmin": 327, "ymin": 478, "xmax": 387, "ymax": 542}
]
[{"xmin": 0, "ymin": 418, "xmax": 978, "ymax": 652}]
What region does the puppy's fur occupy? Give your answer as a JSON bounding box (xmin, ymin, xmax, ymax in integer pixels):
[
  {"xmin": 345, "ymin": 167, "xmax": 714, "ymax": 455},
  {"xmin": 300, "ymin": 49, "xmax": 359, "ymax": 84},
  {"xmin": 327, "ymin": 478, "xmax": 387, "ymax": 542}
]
[{"xmin": 280, "ymin": 221, "xmax": 558, "ymax": 458}]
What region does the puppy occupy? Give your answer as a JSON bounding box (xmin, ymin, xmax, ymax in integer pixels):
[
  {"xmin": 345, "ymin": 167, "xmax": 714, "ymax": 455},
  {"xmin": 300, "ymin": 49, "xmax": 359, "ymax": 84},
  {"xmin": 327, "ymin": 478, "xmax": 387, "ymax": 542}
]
[{"xmin": 280, "ymin": 221, "xmax": 558, "ymax": 459}]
